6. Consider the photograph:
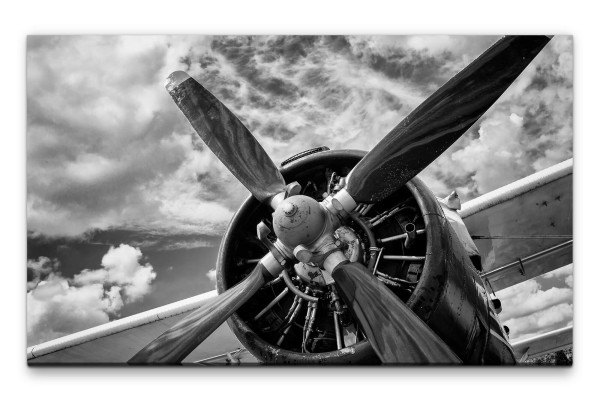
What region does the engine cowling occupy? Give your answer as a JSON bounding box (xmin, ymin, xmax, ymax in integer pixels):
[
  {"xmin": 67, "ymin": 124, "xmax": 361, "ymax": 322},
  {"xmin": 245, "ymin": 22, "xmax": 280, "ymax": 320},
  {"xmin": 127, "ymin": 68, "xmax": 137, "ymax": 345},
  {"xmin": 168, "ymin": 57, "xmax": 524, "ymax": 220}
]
[{"xmin": 216, "ymin": 149, "xmax": 514, "ymax": 364}]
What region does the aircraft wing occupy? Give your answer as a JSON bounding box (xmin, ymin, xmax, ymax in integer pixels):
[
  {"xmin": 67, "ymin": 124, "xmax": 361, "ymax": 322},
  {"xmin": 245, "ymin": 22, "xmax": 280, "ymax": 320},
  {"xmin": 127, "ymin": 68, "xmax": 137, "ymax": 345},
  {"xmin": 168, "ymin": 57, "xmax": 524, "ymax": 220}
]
[
  {"xmin": 27, "ymin": 290, "xmax": 258, "ymax": 365},
  {"xmin": 28, "ymin": 289, "xmax": 573, "ymax": 365},
  {"xmin": 510, "ymin": 325, "xmax": 573, "ymax": 362},
  {"xmin": 460, "ymin": 158, "xmax": 573, "ymax": 292}
]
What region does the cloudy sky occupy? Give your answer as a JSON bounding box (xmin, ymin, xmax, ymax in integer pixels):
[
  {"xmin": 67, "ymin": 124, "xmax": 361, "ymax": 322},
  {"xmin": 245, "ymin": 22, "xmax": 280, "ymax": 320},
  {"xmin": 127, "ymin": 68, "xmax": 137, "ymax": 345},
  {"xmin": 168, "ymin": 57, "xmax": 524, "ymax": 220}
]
[{"xmin": 26, "ymin": 35, "xmax": 572, "ymax": 347}]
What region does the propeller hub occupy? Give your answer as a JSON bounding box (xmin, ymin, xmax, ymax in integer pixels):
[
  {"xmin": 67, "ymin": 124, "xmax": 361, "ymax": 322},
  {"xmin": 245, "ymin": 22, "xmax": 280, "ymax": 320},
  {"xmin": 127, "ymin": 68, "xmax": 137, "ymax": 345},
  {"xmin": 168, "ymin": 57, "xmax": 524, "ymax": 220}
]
[{"xmin": 272, "ymin": 195, "xmax": 326, "ymax": 248}]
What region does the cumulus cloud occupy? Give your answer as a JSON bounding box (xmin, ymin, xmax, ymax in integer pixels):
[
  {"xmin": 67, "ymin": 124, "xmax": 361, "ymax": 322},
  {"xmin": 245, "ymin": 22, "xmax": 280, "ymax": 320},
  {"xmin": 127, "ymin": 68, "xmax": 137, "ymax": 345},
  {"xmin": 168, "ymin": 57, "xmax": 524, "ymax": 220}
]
[
  {"xmin": 28, "ymin": 278, "xmax": 112, "ymax": 346},
  {"xmin": 503, "ymin": 303, "xmax": 573, "ymax": 341},
  {"xmin": 27, "ymin": 244, "xmax": 156, "ymax": 345},
  {"xmin": 27, "ymin": 256, "xmax": 58, "ymax": 291},
  {"xmin": 99, "ymin": 244, "xmax": 157, "ymax": 301},
  {"xmin": 498, "ymin": 280, "xmax": 572, "ymax": 321},
  {"xmin": 206, "ymin": 268, "xmax": 217, "ymax": 288},
  {"xmin": 565, "ymin": 275, "xmax": 573, "ymax": 288},
  {"xmin": 541, "ymin": 263, "xmax": 573, "ymax": 289},
  {"xmin": 497, "ymin": 268, "xmax": 573, "ymax": 341}
]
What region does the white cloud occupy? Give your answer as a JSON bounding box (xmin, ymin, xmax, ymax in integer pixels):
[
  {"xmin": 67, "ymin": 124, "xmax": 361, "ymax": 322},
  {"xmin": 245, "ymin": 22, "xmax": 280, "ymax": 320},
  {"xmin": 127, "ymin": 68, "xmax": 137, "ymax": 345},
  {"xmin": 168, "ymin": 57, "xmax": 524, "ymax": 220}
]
[
  {"xmin": 100, "ymin": 245, "xmax": 157, "ymax": 301},
  {"xmin": 154, "ymin": 238, "xmax": 215, "ymax": 251},
  {"xmin": 509, "ymin": 113, "xmax": 524, "ymax": 126},
  {"xmin": 106, "ymin": 286, "xmax": 124, "ymax": 313},
  {"xmin": 503, "ymin": 303, "xmax": 573, "ymax": 341},
  {"xmin": 420, "ymin": 36, "xmax": 573, "ymax": 199},
  {"xmin": 450, "ymin": 111, "xmax": 529, "ymax": 194},
  {"xmin": 499, "ymin": 282, "xmax": 572, "ymax": 321},
  {"xmin": 27, "ymin": 278, "xmax": 111, "ymax": 346},
  {"xmin": 206, "ymin": 268, "xmax": 217, "ymax": 288},
  {"xmin": 27, "ymin": 256, "xmax": 57, "ymax": 291},
  {"xmin": 541, "ymin": 263, "xmax": 573, "ymax": 279},
  {"xmin": 27, "ymin": 244, "xmax": 157, "ymax": 345},
  {"xmin": 565, "ymin": 275, "xmax": 573, "ymax": 288},
  {"xmin": 72, "ymin": 268, "xmax": 108, "ymax": 286},
  {"xmin": 497, "ymin": 273, "xmax": 573, "ymax": 341}
]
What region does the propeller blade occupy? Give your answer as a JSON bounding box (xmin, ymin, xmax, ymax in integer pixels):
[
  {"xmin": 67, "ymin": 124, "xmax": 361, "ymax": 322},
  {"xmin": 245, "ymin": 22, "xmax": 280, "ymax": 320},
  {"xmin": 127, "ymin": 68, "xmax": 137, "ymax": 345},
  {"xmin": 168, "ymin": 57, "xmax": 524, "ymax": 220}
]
[
  {"xmin": 166, "ymin": 71, "xmax": 286, "ymax": 204},
  {"xmin": 345, "ymin": 35, "xmax": 551, "ymax": 203},
  {"xmin": 331, "ymin": 262, "xmax": 461, "ymax": 364},
  {"xmin": 128, "ymin": 264, "xmax": 266, "ymax": 364}
]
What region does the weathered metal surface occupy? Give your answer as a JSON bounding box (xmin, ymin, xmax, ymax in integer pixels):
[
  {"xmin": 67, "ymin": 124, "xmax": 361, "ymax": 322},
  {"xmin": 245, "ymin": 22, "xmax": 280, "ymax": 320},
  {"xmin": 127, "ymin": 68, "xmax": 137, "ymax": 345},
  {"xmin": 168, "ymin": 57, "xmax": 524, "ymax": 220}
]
[
  {"xmin": 27, "ymin": 290, "xmax": 258, "ymax": 364},
  {"xmin": 28, "ymin": 321, "xmax": 257, "ymax": 365},
  {"xmin": 345, "ymin": 36, "xmax": 551, "ymax": 203},
  {"xmin": 272, "ymin": 195, "xmax": 326, "ymax": 247},
  {"xmin": 332, "ymin": 261, "xmax": 461, "ymax": 364},
  {"xmin": 461, "ymin": 159, "xmax": 572, "ymax": 290},
  {"xmin": 405, "ymin": 190, "xmax": 496, "ymax": 364},
  {"xmin": 406, "ymin": 177, "xmax": 515, "ymax": 364},
  {"xmin": 27, "ymin": 291, "xmax": 218, "ymax": 361},
  {"xmin": 218, "ymin": 150, "xmax": 380, "ymax": 364},
  {"xmin": 439, "ymin": 199, "xmax": 481, "ymax": 266},
  {"xmin": 483, "ymin": 240, "xmax": 572, "ymax": 292},
  {"xmin": 166, "ymin": 71, "xmax": 286, "ymax": 204},
  {"xmin": 218, "ymin": 150, "xmax": 515, "ymax": 364}
]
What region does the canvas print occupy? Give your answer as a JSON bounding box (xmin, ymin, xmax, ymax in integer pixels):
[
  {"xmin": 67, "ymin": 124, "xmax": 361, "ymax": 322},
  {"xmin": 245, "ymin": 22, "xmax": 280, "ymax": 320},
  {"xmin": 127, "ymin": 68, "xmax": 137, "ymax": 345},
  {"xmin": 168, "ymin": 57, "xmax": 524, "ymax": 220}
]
[{"xmin": 26, "ymin": 35, "xmax": 573, "ymax": 365}]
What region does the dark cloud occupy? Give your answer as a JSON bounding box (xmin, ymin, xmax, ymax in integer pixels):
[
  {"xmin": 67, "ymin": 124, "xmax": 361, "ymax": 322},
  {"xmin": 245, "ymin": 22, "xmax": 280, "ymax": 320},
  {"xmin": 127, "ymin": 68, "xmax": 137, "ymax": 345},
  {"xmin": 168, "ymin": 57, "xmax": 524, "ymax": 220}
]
[
  {"xmin": 211, "ymin": 36, "xmax": 302, "ymax": 101},
  {"xmin": 85, "ymin": 228, "xmax": 221, "ymax": 252},
  {"xmin": 260, "ymin": 121, "xmax": 297, "ymax": 141},
  {"xmin": 358, "ymin": 48, "xmax": 451, "ymax": 88},
  {"xmin": 26, "ymin": 34, "xmax": 572, "ymax": 237},
  {"xmin": 321, "ymin": 35, "xmax": 352, "ymax": 53},
  {"xmin": 265, "ymin": 36, "xmax": 320, "ymax": 63},
  {"xmin": 27, "ymin": 256, "xmax": 58, "ymax": 291}
]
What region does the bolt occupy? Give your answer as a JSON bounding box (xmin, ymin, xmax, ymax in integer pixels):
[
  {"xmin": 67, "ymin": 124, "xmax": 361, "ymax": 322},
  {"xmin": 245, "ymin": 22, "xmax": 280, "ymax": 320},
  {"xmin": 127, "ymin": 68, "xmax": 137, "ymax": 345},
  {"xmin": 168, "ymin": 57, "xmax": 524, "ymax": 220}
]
[{"xmin": 282, "ymin": 202, "xmax": 298, "ymax": 217}]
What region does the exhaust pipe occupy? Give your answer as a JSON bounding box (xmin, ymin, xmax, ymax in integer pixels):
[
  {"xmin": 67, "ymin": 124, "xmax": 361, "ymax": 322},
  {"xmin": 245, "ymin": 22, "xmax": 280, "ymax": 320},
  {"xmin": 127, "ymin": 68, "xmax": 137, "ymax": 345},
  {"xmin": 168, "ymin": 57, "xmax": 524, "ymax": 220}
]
[{"xmin": 404, "ymin": 223, "xmax": 417, "ymax": 250}]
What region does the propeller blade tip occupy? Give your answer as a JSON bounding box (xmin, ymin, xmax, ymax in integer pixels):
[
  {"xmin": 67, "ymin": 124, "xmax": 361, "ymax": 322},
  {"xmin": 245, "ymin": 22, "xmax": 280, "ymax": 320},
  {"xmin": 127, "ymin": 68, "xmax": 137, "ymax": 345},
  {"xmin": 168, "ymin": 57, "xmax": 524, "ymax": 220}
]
[{"xmin": 165, "ymin": 71, "xmax": 191, "ymax": 92}]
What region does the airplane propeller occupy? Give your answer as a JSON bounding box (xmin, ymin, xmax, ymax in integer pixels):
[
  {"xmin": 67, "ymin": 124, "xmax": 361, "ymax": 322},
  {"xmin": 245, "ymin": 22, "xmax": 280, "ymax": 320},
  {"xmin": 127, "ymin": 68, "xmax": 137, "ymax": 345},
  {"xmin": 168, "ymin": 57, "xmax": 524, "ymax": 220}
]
[
  {"xmin": 129, "ymin": 263, "xmax": 268, "ymax": 364},
  {"xmin": 331, "ymin": 262, "xmax": 460, "ymax": 363},
  {"xmin": 129, "ymin": 35, "xmax": 551, "ymax": 365},
  {"xmin": 344, "ymin": 36, "xmax": 552, "ymax": 203},
  {"xmin": 165, "ymin": 71, "xmax": 286, "ymax": 206}
]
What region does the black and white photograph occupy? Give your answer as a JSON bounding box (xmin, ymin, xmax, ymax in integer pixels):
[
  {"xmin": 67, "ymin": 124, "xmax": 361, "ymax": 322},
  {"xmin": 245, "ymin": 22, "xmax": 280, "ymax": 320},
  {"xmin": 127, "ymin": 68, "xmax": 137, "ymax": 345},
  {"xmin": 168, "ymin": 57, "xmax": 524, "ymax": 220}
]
[{"xmin": 25, "ymin": 34, "xmax": 573, "ymax": 366}]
